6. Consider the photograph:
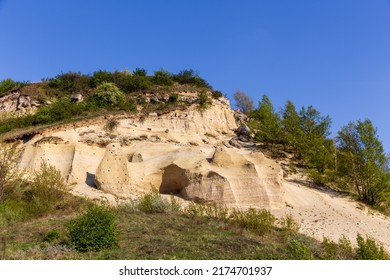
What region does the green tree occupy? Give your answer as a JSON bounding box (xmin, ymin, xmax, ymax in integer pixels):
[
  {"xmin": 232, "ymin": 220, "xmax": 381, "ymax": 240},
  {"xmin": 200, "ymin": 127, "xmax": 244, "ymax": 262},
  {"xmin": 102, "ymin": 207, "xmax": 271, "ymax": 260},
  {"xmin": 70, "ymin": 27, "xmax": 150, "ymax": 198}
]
[
  {"xmin": 250, "ymin": 95, "xmax": 282, "ymax": 146},
  {"xmin": 233, "ymin": 90, "xmax": 254, "ymax": 114},
  {"xmin": 281, "ymin": 100, "xmax": 302, "ymax": 149},
  {"xmin": 297, "ymin": 106, "xmax": 334, "ymax": 173},
  {"xmin": 337, "ymin": 119, "xmax": 390, "ymax": 205}
]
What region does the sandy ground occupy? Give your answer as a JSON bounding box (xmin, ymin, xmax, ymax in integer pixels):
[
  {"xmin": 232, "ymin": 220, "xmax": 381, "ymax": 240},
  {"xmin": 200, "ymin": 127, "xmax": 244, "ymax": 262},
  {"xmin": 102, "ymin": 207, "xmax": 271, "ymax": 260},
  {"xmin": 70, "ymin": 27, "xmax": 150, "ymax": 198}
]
[{"xmin": 271, "ymin": 176, "xmax": 390, "ymax": 252}]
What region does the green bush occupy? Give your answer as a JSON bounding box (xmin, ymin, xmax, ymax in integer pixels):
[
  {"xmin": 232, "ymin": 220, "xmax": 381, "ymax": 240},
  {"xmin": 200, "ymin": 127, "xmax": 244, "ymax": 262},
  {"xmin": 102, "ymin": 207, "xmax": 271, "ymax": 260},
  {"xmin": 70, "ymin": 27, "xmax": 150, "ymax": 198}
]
[
  {"xmin": 90, "ymin": 70, "xmax": 114, "ymax": 87},
  {"xmin": 355, "ymin": 234, "xmax": 388, "ymax": 260},
  {"xmin": 133, "ymin": 68, "xmax": 147, "ymax": 77},
  {"xmin": 26, "ymin": 162, "xmax": 66, "ymax": 216},
  {"xmin": 197, "ymin": 91, "xmax": 211, "ymax": 110},
  {"xmin": 279, "ymin": 213, "xmax": 300, "ymax": 232},
  {"xmin": 48, "ymin": 72, "xmax": 90, "ymax": 93},
  {"xmin": 0, "ymin": 78, "xmax": 16, "ymax": 96},
  {"xmin": 93, "ymin": 82, "xmax": 125, "ymax": 106},
  {"xmin": 137, "ymin": 188, "xmax": 170, "ymax": 214},
  {"xmin": 212, "ymin": 90, "xmax": 223, "ymax": 99},
  {"xmin": 0, "ymin": 143, "xmax": 23, "ymax": 202},
  {"xmin": 152, "ymin": 70, "xmax": 173, "ymax": 86},
  {"xmin": 322, "ymin": 237, "xmax": 338, "ymax": 259},
  {"xmin": 168, "ymin": 93, "xmax": 179, "ymax": 103},
  {"xmin": 172, "ymin": 69, "xmax": 209, "ymax": 88},
  {"xmin": 229, "ymin": 208, "xmax": 276, "ymax": 237},
  {"xmin": 67, "ymin": 203, "xmax": 118, "ymax": 252},
  {"xmin": 288, "ymin": 239, "xmax": 312, "ymax": 260}
]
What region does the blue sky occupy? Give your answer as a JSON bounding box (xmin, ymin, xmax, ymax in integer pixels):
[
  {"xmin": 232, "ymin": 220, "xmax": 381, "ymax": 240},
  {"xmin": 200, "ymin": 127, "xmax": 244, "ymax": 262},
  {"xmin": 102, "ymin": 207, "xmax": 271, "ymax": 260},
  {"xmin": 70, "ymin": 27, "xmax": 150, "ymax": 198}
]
[{"xmin": 1, "ymin": 0, "xmax": 390, "ymax": 151}]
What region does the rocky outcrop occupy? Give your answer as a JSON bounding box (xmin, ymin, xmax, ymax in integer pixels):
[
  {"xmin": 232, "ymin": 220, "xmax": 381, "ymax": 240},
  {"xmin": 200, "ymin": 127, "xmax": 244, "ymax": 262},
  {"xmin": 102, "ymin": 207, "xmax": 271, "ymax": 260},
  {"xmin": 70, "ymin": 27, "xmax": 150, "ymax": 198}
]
[
  {"xmin": 94, "ymin": 143, "xmax": 130, "ymax": 198},
  {"xmin": 16, "ymin": 99, "xmax": 285, "ymax": 209},
  {"xmin": 0, "ymin": 91, "xmax": 40, "ymax": 114}
]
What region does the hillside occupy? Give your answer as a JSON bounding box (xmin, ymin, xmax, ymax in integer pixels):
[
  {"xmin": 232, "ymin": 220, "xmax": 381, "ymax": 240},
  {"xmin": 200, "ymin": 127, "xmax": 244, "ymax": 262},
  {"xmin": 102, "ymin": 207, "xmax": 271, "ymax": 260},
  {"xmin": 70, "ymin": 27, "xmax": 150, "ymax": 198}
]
[{"xmin": 1, "ymin": 72, "xmax": 389, "ymax": 259}]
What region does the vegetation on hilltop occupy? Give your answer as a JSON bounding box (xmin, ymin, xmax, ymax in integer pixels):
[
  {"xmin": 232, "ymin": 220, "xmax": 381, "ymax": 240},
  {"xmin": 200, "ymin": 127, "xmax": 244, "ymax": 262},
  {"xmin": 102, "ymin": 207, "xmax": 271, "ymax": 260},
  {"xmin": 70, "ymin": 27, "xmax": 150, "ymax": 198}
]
[{"xmin": 0, "ymin": 69, "xmax": 219, "ymax": 136}]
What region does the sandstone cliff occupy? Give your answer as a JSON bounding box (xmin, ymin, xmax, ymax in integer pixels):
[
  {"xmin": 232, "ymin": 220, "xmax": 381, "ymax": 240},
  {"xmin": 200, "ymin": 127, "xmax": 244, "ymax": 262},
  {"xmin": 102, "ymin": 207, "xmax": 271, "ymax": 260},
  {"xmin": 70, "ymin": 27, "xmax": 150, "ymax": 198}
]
[{"xmin": 17, "ymin": 98, "xmax": 284, "ymax": 208}]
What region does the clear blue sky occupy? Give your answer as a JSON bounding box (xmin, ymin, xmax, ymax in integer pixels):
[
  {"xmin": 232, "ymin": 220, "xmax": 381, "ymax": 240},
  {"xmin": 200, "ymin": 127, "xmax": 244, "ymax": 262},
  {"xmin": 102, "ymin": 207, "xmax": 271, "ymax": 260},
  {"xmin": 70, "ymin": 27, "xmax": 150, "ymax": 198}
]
[{"xmin": 1, "ymin": 0, "xmax": 390, "ymax": 151}]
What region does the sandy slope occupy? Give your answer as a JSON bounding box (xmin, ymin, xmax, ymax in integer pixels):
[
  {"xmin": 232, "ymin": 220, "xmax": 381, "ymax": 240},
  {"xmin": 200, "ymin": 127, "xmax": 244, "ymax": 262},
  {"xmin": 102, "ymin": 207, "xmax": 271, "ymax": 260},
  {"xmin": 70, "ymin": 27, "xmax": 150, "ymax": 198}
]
[{"xmin": 271, "ymin": 175, "xmax": 390, "ymax": 251}]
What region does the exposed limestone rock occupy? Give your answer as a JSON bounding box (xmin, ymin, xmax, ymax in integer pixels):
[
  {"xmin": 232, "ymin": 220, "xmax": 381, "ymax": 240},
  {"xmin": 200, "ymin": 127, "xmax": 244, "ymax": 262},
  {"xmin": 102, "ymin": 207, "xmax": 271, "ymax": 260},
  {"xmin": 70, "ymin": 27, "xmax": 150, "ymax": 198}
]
[
  {"xmin": 159, "ymin": 163, "xmax": 235, "ymax": 204},
  {"xmin": 94, "ymin": 143, "xmax": 130, "ymax": 198},
  {"xmin": 212, "ymin": 145, "xmax": 234, "ymax": 166}
]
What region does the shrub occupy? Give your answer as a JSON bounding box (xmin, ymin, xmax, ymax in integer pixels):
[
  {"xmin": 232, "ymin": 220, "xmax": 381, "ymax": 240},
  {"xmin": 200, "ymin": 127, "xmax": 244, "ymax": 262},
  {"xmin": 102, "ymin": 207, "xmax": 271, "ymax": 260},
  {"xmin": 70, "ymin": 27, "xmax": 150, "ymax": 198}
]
[
  {"xmin": 355, "ymin": 234, "xmax": 388, "ymax": 260},
  {"xmin": 337, "ymin": 235, "xmax": 353, "ymax": 259},
  {"xmin": 197, "ymin": 91, "xmax": 211, "ymax": 110},
  {"xmin": 26, "ymin": 162, "xmax": 66, "ymax": 216},
  {"xmin": 229, "ymin": 208, "xmax": 276, "ymax": 237},
  {"xmin": 90, "ymin": 70, "xmax": 114, "ymax": 87},
  {"xmin": 279, "ymin": 213, "xmax": 300, "ymax": 232},
  {"xmin": 93, "ymin": 82, "xmax": 125, "ymax": 106},
  {"xmin": 48, "ymin": 72, "xmax": 90, "ymax": 93},
  {"xmin": 212, "ymin": 90, "xmax": 223, "ymax": 99},
  {"xmin": 152, "ymin": 70, "xmax": 173, "ymax": 86},
  {"xmin": 168, "ymin": 93, "xmax": 179, "ymax": 103},
  {"xmin": 322, "ymin": 237, "xmax": 338, "ymax": 259},
  {"xmin": 0, "ymin": 143, "xmax": 23, "ymax": 202},
  {"xmin": 67, "ymin": 203, "xmax": 118, "ymax": 252},
  {"xmin": 172, "ymin": 69, "xmax": 209, "ymax": 88},
  {"xmin": 133, "ymin": 68, "xmax": 147, "ymax": 77},
  {"xmin": 288, "ymin": 239, "xmax": 312, "ymax": 260},
  {"xmin": 137, "ymin": 187, "xmax": 170, "ymax": 214},
  {"xmin": 0, "ymin": 78, "xmax": 16, "ymax": 96}
]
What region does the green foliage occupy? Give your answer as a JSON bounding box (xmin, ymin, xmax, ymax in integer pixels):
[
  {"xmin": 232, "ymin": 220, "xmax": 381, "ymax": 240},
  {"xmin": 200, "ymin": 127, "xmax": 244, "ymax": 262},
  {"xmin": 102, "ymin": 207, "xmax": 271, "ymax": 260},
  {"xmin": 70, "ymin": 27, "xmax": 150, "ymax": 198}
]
[
  {"xmin": 168, "ymin": 93, "xmax": 179, "ymax": 103},
  {"xmin": 212, "ymin": 90, "xmax": 223, "ymax": 99},
  {"xmin": 355, "ymin": 234, "xmax": 388, "ymax": 260},
  {"xmin": 67, "ymin": 203, "xmax": 118, "ymax": 252},
  {"xmin": 89, "ymin": 70, "xmax": 114, "ymax": 87},
  {"xmin": 152, "ymin": 70, "xmax": 173, "ymax": 86},
  {"xmin": 93, "ymin": 82, "xmax": 125, "ymax": 106},
  {"xmin": 133, "ymin": 68, "xmax": 147, "ymax": 77},
  {"xmin": 43, "ymin": 230, "xmax": 60, "ymax": 243},
  {"xmin": 322, "ymin": 237, "xmax": 338, "ymax": 259},
  {"xmin": 233, "ymin": 90, "xmax": 254, "ymax": 114},
  {"xmin": 0, "ymin": 78, "xmax": 17, "ymax": 96},
  {"xmin": 197, "ymin": 90, "xmax": 211, "ymax": 110},
  {"xmin": 26, "ymin": 162, "xmax": 66, "ymax": 216},
  {"xmin": 172, "ymin": 69, "xmax": 209, "ymax": 88},
  {"xmin": 250, "ymin": 95, "xmax": 283, "ymax": 146},
  {"xmin": 0, "ymin": 143, "xmax": 23, "ymax": 202},
  {"xmin": 48, "ymin": 72, "xmax": 90, "ymax": 93},
  {"xmin": 337, "ymin": 120, "xmax": 389, "ymax": 205},
  {"xmin": 137, "ymin": 187, "xmax": 171, "ymax": 214},
  {"xmin": 288, "ymin": 239, "xmax": 312, "ymax": 259},
  {"xmin": 279, "ymin": 213, "xmax": 300, "ymax": 233},
  {"xmin": 337, "ymin": 235, "xmax": 353, "ymax": 258},
  {"xmin": 230, "ymin": 208, "xmax": 275, "ymax": 237},
  {"xmin": 185, "ymin": 202, "xmax": 228, "ymax": 221}
]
